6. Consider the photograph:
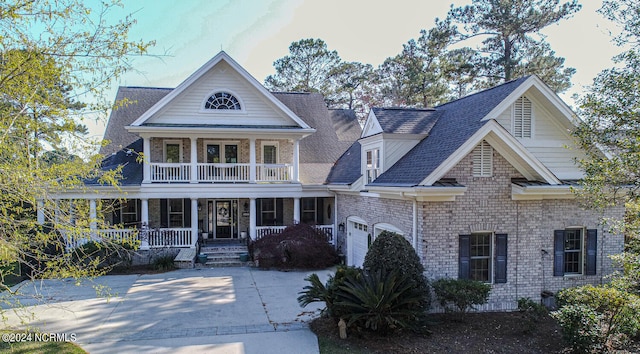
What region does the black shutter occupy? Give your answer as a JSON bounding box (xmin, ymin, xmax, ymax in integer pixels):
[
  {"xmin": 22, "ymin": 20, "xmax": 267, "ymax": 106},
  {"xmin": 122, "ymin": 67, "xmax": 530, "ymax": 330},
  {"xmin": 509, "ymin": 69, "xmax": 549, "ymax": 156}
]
[
  {"xmin": 495, "ymin": 234, "xmax": 508, "ymax": 283},
  {"xmin": 136, "ymin": 199, "xmax": 142, "ymax": 223},
  {"xmin": 112, "ymin": 200, "xmax": 121, "ymax": 225},
  {"xmin": 160, "ymin": 199, "xmax": 168, "ymax": 227},
  {"xmin": 276, "ymin": 198, "xmax": 284, "ymax": 225},
  {"xmin": 459, "ymin": 235, "xmax": 471, "ymax": 279},
  {"xmin": 586, "ymin": 229, "xmax": 598, "ymax": 275},
  {"xmin": 553, "ymin": 230, "xmax": 565, "ymax": 276},
  {"xmin": 184, "ymin": 199, "xmax": 191, "ymax": 228},
  {"xmin": 316, "ymin": 198, "xmax": 324, "ymax": 224},
  {"xmin": 256, "ymin": 199, "xmax": 262, "ymax": 226}
]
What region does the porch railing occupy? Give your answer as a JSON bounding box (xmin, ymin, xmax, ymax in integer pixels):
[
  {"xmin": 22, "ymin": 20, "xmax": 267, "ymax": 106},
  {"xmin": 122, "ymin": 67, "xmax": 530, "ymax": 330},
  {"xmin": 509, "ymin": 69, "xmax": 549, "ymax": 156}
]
[
  {"xmin": 255, "ymin": 224, "xmax": 335, "ymax": 245},
  {"xmin": 151, "ymin": 163, "xmax": 190, "ymax": 182},
  {"xmin": 256, "ymin": 164, "xmax": 292, "ymax": 182},
  {"xmin": 146, "ymin": 228, "xmax": 193, "ymax": 248},
  {"xmin": 63, "ymin": 228, "xmax": 195, "ymax": 250}
]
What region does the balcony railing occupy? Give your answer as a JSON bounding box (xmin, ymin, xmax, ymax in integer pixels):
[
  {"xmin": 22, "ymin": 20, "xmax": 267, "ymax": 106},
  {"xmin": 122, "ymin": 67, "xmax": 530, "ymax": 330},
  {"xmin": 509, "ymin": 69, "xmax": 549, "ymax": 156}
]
[
  {"xmin": 151, "ymin": 163, "xmax": 190, "ymax": 182},
  {"xmin": 149, "ymin": 163, "xmax": 293, "ymax": 183}
]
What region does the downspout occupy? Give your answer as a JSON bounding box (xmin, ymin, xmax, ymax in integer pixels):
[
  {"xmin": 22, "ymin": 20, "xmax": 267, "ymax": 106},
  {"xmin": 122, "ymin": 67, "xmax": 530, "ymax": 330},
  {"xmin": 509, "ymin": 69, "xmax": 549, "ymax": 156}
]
[{"xmin": 412, "ymin": 199, "xmax": 418, "ymax": 254}]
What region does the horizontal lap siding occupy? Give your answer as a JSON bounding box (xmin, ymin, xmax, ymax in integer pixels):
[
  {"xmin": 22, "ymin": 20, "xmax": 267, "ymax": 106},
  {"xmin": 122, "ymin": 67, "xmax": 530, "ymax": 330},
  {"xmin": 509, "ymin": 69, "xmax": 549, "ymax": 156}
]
[{"xmin": 149, "ymin": 62, "xmax": 295, "ymax": 126}]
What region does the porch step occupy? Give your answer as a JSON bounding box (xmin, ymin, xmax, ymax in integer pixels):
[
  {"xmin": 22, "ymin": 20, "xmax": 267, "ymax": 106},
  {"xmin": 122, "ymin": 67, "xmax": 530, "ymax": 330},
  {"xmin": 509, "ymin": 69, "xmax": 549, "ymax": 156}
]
[{"xmin": 198, "ymin": 245, "xmax": 250, "ymax": 267}]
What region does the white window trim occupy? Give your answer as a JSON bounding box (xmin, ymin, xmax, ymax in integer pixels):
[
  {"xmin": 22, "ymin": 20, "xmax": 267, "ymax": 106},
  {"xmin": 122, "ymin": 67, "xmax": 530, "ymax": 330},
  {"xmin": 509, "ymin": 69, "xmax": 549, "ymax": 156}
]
[
  {"xmin": 512, "ymin": 96, "xmax": 533, "ymax": 139},
  {"xmin": 365, "ymin": 148, "xmax": 381, "ymax": 183},
  {"xmin": 473, "ymin": 140, "xmax": 493, "ymax": 177},
  {"xmin": 199, "ymin": 89, "xmax": 245, "ymax": 113},
  {"xmin": 164, "ymin": 140, "xmax": 183, "ymax": 163},
  {"xmin": 203, "ymin": 140, "xmax": 241, "ymax": 163},
  {"xmin": 563, "ymin": 227, "xmax": 587, "ymax": 276},
  {"xmin": 470, "ymin": 232, "xmax": 495, "ymax": 284},
  {"xmin": 261, "ymin": 141, "xmax": 279, "ymax": 164}
]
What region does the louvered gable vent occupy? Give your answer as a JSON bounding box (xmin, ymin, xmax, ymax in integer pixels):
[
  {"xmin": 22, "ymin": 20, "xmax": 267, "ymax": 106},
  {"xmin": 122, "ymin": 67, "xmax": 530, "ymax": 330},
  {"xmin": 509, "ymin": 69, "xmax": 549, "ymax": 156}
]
[
  {"xmin": 513, "ymin": 96, "xmax": 532, "ymax": 138},
  {"xmin": 473, "ymin": 140, "xmax": 492, "ymax": 177}
]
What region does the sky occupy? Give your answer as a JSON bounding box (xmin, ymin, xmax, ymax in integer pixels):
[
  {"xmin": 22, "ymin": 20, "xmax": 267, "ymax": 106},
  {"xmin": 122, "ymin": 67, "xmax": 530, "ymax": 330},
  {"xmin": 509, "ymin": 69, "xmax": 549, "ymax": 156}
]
[{"xmin": 86, "ymin": 0, "xmax": 623, "ymax": 140}]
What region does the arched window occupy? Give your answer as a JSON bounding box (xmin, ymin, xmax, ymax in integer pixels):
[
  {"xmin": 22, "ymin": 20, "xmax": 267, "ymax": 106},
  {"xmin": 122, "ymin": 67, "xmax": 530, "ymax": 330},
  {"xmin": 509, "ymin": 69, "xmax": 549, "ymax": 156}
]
[{"xmin": 204, "ymin": 92, "xmax": 241, "ymax": 110}]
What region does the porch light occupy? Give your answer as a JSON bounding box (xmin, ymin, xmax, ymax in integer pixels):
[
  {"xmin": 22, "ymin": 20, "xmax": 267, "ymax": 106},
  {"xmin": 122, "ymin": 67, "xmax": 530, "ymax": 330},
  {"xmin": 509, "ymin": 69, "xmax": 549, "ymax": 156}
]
[
  {"xmin": 198, "ymin": 202, "xmax": 202, "ymax": 211},
  {"xmin": 338, "ymin": 222, "xmax": 345, "ymax": 232},
  {"xmin": 243, "ymin": 202, "xmax": 249, "ymax": 212}
]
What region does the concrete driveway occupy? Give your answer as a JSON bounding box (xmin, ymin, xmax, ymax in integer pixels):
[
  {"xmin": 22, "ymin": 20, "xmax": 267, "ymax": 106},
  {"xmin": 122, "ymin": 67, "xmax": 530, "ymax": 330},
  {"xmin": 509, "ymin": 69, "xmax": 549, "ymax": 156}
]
[{"xmin": 2, "ymin": 267, "xmax": 334, "ymax": 353}]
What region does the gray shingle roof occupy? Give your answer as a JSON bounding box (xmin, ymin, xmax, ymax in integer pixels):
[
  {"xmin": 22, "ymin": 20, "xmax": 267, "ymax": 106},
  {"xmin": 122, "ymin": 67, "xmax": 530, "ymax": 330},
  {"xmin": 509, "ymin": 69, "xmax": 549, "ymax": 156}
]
[
  {"xmin": 327, "ymin": 76, "xmax": 531, "ymax": 186},
  {"xmin": 372, "ymin": 107, "xmax": 440, "ymax": 134},
  {"xmin": 100, "ymin": 87, "xmax": 172, "ymax": 156}
]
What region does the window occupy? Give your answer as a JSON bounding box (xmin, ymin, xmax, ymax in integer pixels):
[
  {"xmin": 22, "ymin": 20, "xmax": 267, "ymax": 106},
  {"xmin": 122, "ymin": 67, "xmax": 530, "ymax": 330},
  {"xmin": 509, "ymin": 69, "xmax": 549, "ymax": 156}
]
[
  {"xmin": 473, "ymin": 140, "xmax": 492, "ymax": 177},
  {"xmin": 366, "ymin": 149, "xmax": 380, "ymax": 183},
  {"xmin": 554, "ymin": 228, "xmax": 597, "ymax": 276},
  {"xmin": 164, "ymin": 141, "xmax": 182, "ymax": 163},
  {"xmin": 513, "ymin": 96, "xmax": 532, "ymax": 138},
  {"xmin": 459, "ymin": 233, "xmax": 507, "ymax": 283},
  {"xmin": 168, "ymin": 199, "xmax": 184, "ymax": 228},
  {"xmin": 302, "ymin": 198, "xmax": 316, "ymax": 224},
  {"xmin": 263, "ymin": 144, "xmax": 278, "ymax": 164},
  {"xmin": 204, "ymin": 92, "xmax": 241, "ymax": 110},
  {"xmin": 120, "ymin": 200, "xmax": 139, "ymax": 226},
  {"xmin": 260, "ymin": 199, "xmax": 276, "ymax": 226},
  {"xmin": 205, "ymin": 141, "xmax": 239, "ymax": 163}
]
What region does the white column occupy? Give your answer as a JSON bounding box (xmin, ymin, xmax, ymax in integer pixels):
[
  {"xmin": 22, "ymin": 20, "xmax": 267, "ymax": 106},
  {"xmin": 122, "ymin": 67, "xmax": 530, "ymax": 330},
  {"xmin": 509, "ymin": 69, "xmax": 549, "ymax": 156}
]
[
  {"xmin": 140, "ymin": 198, "xmax": 149, "ymax": 250},
  {"xmin": 413, "ymin": 199, "xmax": 419, "ymax": 256},
  {"xmin": 36, "ymin": 200, "xmax": 45, "ymax": 225},
  {"xmin": 249, "ymin": 138, "xmax": 256, "ymax": 183},
  {"xmin": 249, "ymin": 198, "xmax": 257, "ymax": 240},
  {"xmin": 191, "ymin": 198, "xmax": 198, "ymax": 248},
  {"xmin": 293, "ymin": 197, "xmax": 300, "ymax": 224},
  {"xmin": 293, "ymin": 139, "xmax": 300, "ymax": 183},
  {"xmin": 190, "ymin": 137, "xmax": 198, "ymax": 183},
  {"xmin": 143, "ymin": 137, "xmax": 151, "ymax": 183},
  {"xmin": 90, "ymin": 199, "xmax": 97, "ymax": 240}
]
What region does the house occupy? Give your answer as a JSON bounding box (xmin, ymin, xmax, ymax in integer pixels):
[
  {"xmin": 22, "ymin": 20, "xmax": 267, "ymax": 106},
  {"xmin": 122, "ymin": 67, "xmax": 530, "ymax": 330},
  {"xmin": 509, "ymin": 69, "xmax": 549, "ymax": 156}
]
[
  {"xmin": 50, "ymin": 51, "xmax": 361, "ymax": 260},
  {"xmin": 327, "ymin": 75, "xmax": 624, "ymax": 310},
  {"xmin": 47, "ymin": 52, "xmax": 622, "ymax": 310}
]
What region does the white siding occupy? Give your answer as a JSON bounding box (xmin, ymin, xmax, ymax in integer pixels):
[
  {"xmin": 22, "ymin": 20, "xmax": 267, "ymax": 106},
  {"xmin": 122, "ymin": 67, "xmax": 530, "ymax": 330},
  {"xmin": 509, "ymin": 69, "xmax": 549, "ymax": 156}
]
[
  {"xmin": 383, "ymin": 138, "xmax": 421, "ymax": 172},
  {"xmin": 146, "ymin": 61, "xmax": 298, "ymax": 127},
  {"xmin": 495, "ymin": 94, "xmax": 587, "ymax": 180}
]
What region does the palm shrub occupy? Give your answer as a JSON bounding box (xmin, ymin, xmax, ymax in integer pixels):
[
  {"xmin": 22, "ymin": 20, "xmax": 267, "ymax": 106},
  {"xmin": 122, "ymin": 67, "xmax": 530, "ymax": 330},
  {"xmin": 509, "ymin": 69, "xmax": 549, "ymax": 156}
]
[
  {"xmin": 552, "ymin": 284, "xmax": 640, "ymax": 352},
  {"xmin": 432, "ymin": 278, "xmax": 491, "ymax": 317},
  {"xmin": 363, "ymin": 231, "xmax": 431, "ymax": 311},
  {"xmin": 335, "ymin": 268, "xmax": 426, "ymax": 334},
  {"xmin": 298, "ymin": 266, "xmax": 362, "ymax": 318}
]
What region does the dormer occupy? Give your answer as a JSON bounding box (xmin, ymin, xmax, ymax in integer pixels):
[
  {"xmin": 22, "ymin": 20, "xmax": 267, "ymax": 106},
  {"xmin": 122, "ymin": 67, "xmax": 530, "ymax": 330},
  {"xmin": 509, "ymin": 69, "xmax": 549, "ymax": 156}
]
[{"xmin": 360, "ymin": 108, "xmax": 439, "ymax": 184}]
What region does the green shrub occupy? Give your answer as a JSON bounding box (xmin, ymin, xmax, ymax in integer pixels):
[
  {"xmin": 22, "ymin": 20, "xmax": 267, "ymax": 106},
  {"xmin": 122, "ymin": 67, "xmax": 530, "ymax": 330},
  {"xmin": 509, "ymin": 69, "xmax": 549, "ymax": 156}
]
[
  {"xmin": 298, "ymin": 266, "xmax": 362, "ymax": 318},
  {"xmin": 363, "ymin": 231, "xmax": 430, "ymax": 310},
  {"xmin": 432, "ymin": 278, "xmax": 491, "ymax": 315},
  {"xmin": 335, "ymin": 268, "xmax": 427, "ymax": 334},
  {"xmin": 152, "ymin": 254, "xmax": 175, "ymax": 271},
  {"xmin": 518, "ymin": 297, "xmax": 549, "ymax": 334},
  {"xmin": 553, "ymin": 285, "xmax": 640, "ymax": 352}
]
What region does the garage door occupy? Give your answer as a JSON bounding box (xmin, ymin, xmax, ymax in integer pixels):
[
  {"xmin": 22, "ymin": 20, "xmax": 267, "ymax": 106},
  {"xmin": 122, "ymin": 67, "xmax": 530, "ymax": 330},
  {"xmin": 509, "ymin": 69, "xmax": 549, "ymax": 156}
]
[{"xmin": 348, "ymin": 219, "xmax": 369, "ymax": 267}]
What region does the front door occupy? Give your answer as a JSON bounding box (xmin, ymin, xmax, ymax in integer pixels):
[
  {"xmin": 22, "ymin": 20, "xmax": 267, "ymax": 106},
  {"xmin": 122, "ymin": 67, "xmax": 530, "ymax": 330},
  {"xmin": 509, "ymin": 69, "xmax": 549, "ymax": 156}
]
[{"xmin": 208, "ymin": 200, "xmax": 238, "ymax": 239}]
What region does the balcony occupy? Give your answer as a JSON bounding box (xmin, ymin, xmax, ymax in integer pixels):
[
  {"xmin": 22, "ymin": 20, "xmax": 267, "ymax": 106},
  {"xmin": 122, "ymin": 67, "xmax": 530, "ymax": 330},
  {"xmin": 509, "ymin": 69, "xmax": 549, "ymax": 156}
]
[{"xmin": 148, "ymin": 163, "xmax": 293, "ymax": 183}]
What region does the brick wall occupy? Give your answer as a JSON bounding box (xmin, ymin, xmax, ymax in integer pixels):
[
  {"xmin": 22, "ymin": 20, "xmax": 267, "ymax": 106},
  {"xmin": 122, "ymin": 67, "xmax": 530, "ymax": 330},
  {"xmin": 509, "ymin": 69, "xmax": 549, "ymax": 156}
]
[{"xmin": 336, "ymin": 147, "xmax": 625, "ymax": 311}]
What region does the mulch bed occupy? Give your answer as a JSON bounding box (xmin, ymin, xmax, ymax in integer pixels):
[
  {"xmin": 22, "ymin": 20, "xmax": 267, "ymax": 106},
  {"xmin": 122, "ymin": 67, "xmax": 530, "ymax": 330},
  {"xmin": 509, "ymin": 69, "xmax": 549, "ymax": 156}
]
[{"xmin": 312, "ymin": 312, "xmax": 566, "ymax": 354}]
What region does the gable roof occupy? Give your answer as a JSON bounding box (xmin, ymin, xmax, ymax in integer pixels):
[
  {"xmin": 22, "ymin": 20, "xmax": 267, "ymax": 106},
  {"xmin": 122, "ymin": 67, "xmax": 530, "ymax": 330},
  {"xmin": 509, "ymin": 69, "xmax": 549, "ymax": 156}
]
[
  {"xmin": 328, "ymin": 75, "xmax": 568, "ymax": 187},
  {"xmin": 128, "ymin": 51, "xmax": 312, "ymax": 130}
]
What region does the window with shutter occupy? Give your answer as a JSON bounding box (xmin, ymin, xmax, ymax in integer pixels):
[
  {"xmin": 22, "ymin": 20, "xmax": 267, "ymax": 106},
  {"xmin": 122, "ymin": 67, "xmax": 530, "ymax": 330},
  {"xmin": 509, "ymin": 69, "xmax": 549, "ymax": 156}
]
[
  {"xmin": 553, "ymin": 228, "xmax": 597, "ymax": 276},
  {"xmin": 513, "ymin": 96, "xmax": 532, "ymax": 138},
  {"xmin": 473, "ymin": 140, "xmax": 492, "ymax": 177},
  {"xmin": 459, "ymin": 233, "xmax": 507, "ymax": 283}
]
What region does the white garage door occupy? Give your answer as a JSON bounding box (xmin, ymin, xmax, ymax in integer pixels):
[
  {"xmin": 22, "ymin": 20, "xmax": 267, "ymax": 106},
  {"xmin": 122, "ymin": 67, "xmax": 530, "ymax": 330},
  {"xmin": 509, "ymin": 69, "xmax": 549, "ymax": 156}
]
[{"xmin": 348, "ymin": 219, "xmax": 369, "ymax": 267}]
